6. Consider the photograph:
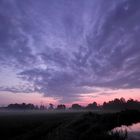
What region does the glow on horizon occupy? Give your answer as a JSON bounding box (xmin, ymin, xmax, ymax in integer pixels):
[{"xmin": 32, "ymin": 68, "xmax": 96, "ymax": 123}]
[
  {"xmin": 0, "ymin": 88, "xmax": 140, "ymax": 107},
  {"xmin": 77, "ymin": 88, "xmax": 140, "ymax": 106},
  {"xmin": 0, "ymin": 91, "xmax": 58, "ymax": 107}
]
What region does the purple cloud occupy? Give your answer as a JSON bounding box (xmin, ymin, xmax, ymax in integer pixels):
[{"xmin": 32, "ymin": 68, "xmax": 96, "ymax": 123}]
[{"xmin": 0, "ymin": 0, "xmax": 140, "ymax": 102}]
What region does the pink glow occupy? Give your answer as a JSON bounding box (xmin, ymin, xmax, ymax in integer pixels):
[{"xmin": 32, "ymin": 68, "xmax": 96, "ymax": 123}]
[
  {"xmin": 71, "ymin": 88, "xmax": 140, "ymax": 106},
  {"xmin": 0, "ymin": 88, "xmax": 140, "ymax": 107},
  {"xmin": 0, "ymin": 92, "xmax": 58, "ymax": 107}
]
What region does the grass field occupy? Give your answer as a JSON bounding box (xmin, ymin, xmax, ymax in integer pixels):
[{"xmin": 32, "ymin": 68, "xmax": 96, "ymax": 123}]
[
  {"xmin": 0, "ymin": 110, "xmax": 84, "ymax": 140},
  {"xmin": 0, "ymin": 110, "xmax": 140, "ymax": 140}
]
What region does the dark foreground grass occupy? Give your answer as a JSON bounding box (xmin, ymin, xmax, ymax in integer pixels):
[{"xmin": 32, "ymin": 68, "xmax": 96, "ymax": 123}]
[{"xmin": 0, "ymin": 110, "xmax": 140, "ymax": 140}]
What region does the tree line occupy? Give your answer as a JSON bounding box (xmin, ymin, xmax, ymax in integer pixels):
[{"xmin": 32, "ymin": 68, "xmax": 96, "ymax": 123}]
[{"xmin": 2, "ymin": 98, "xmax": 140, "ymax": 111}]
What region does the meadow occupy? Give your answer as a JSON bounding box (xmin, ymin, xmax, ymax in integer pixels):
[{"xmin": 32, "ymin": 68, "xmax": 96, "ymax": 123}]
[{"xmin": 0, "ymin": 110, "xmax": 140, "ymax": 140}]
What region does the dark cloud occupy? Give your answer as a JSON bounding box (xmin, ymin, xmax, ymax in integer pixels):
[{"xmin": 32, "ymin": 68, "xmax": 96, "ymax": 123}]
[
  {"xmin": 0, "ymin": 85, "xmax": 34, "ymax": 93},
  {"xmin": 0, "ymin": 0, "xmax": 140, "ymax": 102},
  {"xmin": 0, "ymin": 1, "xmax": 36, "ymax": 68}
]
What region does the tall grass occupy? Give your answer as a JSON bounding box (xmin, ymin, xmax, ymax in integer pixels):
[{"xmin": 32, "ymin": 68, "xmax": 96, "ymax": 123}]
[{"xmin": 0, "ymin": 110, "xmax": 139, "ymax": 140}]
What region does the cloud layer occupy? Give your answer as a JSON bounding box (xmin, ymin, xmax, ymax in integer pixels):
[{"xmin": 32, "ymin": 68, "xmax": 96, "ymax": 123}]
[{"xmin": 0, "ymin": 0, "xmax": 140, "ymax": 102}]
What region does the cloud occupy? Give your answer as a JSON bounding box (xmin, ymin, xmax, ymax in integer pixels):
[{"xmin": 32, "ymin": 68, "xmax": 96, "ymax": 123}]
[
  {"xmin": 0, "ymin": 85, "xmax": 34, "ymax": 93},
  {"xmin": 0, "ymin": 3, "xmax": 36, "ymax": 68},
  {"xmin": 0, "ymin": 0, "xmax": 140, "ymax": 102}
]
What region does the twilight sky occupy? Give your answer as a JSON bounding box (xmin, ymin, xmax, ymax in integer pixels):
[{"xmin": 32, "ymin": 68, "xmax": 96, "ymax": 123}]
[{"xmin": 0, "ymin": 0, "xmax": 140, "ymax": 106}]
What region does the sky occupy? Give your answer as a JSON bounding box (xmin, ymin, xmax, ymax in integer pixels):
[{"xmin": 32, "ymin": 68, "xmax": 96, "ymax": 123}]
[{"xmin": 0, "ymin": 0, "xmax": 140, "ymax": 106}]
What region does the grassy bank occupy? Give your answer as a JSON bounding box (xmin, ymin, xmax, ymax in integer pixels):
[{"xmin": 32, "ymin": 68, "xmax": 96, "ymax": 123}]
[{"xmin": 0, "ymin": 110, "xmax": 140, "ymax": 140}]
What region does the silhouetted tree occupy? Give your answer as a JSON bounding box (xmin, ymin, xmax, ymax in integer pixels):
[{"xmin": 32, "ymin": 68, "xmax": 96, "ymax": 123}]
[
  {"xmin": 102, "ymin": 98, "xmax": 140, "ymax": 111},
  {"xmin": 6, "ymin": 97, "xmax": 140, "ymax": 111},
  {"xmin": 103, "ymin": 98, "xmax": 125, "ymax": 110},
  {"xmin": 71, "ymin": 104, "xmax": 82, "ymax": 110},
  {"xmin": 48, "ymin": 103, "xmax": 54, "ymax": 110},
  {"xmin": 40, "ymin": 105, "xmax": 45, "ymax": 110},
  {"xmin": 56, "ymin": 104, "xmax": 66, "ymax": 110},
  {"xmin": 35, "ymin": 105, "xmax": 39, "ymax": 110},
  {"xmin": 7, "ymin": 103, "xmax": 35, "ymax": 110},
  {"xmin": 86, "ymin": 102, "xmax": 98, "ymax": 110},
  {"xmin": 126, "ymin": 99, "xmax": 140, "ymax": 110}
]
